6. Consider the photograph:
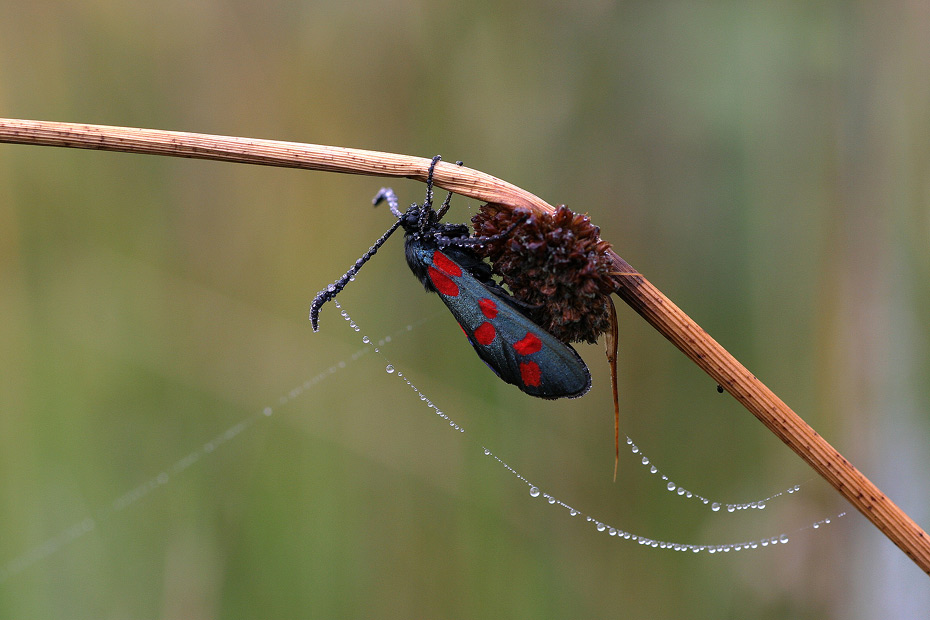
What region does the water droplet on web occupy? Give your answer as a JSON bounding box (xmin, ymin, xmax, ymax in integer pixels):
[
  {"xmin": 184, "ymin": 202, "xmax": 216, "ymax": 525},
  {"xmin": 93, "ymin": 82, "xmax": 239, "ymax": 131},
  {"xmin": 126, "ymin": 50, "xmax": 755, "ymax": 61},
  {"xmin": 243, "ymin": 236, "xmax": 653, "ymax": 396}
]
[
  {"xmin": 666, "ymin": 482, "xmax": 676, "ymax": 492},
  {"xmin": 711, "ymin": 503, "xmax": 721, "ymax": 512},
  {"xmin": 362, "ymin": 336, "xmax": 370, "ymax": 344},
  {"xmin": 529, "ymin": 487, "xmax": 540, "ymax": 498},
  {"xmin": 385, "ymin": 364, "xmax": 394, "ymax": 374}
]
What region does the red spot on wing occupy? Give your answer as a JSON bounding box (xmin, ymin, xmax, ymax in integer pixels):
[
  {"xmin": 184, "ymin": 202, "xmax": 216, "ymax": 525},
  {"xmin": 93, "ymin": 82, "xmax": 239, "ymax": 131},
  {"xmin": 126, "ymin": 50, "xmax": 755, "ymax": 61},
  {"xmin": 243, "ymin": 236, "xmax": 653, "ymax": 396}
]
[
  {"xmin": 431, "ymin": 251, "xmax": 462, "ymax": 277},
  {"xmin": 520, "ymin": 361, "xmax": 542, "ymax": 387},
  {"xmin": 478, "ymin": 298, "xmax": 498, "ymax": 319},
  {"xmin": 474, "ymin": 322, "xmax": 496, "ymax": 345},
  {"xmin": 428, "ymin": 266, "xmax": 459, "ymax": 296},
  {"xmin": 513, "ymin": 332, "xmax": 543, "ymax": 356}
]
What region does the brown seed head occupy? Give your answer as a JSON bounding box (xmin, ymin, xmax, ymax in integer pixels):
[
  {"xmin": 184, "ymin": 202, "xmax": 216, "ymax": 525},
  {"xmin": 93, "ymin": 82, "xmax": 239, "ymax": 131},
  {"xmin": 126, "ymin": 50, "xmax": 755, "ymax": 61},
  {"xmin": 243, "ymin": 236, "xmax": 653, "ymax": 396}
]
[{"xmin": 471, "ymin": 204, "xmax": 616, "ymax": 344}]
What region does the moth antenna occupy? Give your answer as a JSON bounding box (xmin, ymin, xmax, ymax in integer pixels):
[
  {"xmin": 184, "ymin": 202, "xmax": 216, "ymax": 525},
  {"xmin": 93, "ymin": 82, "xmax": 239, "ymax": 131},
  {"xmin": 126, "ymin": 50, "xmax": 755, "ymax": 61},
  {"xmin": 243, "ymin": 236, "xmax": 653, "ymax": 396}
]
[
  {"xmin": 435, "ymin": 160, "xmax": 464, "ymax": 221},
  {"xmin": 309, "ymin": 217, "xmax": 405, "ymax": 331},
  {"xmin": 373, "ymin": 187, "xmax": 403, "ymax": 218}
]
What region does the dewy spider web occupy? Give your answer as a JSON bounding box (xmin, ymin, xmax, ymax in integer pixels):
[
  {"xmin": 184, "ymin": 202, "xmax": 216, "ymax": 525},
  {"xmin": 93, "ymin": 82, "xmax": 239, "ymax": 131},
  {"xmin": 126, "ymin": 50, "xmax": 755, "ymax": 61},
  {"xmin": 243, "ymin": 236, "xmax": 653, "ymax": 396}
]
[
  {"xmin": 0, "ymin": 304, "xmax": 844, "ymax": 582},
  {"xmin": 330, "ymin": 300, "xmax": 846, "ymax": 553}
]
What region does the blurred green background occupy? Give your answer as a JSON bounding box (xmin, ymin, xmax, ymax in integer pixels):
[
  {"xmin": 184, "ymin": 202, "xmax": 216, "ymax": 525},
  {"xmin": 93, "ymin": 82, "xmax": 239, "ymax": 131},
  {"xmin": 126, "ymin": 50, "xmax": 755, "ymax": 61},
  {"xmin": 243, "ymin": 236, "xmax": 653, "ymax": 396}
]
[{"xmin": 1, "ymin": 2, "xmax": 929, "ymax": 618}]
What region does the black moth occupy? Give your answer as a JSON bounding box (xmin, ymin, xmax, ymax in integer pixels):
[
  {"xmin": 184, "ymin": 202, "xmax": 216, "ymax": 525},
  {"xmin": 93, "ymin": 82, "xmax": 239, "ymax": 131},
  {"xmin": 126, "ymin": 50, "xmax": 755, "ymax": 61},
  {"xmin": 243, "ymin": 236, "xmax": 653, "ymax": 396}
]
[{"xmin": 310, "ymin": 155, "xmax": 591, "ymax": 399}]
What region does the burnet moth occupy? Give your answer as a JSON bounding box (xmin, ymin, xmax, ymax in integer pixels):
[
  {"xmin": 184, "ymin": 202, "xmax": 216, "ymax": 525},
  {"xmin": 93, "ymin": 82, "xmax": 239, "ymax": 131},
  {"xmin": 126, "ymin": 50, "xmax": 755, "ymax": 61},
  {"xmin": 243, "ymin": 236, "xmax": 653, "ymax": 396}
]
[{"xmin": 309, "ymin": 155, "xmax": 592, "ymax": 399}]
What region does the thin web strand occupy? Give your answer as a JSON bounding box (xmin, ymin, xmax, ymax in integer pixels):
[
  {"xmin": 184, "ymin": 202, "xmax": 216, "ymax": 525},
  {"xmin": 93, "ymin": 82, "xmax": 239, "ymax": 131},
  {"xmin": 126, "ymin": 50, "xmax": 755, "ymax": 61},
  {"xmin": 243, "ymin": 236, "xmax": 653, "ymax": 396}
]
[{"xmin": 332, "ymin": 301, "xmax": 848, "ymax": 554}]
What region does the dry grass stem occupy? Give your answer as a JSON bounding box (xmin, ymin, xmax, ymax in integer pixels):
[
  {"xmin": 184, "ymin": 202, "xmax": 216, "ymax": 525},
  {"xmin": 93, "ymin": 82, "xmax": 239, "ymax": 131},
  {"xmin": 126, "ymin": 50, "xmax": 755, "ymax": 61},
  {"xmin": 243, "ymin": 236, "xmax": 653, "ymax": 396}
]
[{"xmin": 1, "ymin": 117, "xmax": 927, "ymax": 576}]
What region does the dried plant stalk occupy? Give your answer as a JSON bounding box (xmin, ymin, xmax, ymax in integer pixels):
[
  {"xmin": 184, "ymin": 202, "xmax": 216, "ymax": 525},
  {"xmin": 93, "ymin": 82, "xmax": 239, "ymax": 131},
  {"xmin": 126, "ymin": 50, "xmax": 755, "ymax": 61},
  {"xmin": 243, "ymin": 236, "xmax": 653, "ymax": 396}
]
[{"xmin": 1, "ymin": 117, "xmax": 927, "ymax": 576}]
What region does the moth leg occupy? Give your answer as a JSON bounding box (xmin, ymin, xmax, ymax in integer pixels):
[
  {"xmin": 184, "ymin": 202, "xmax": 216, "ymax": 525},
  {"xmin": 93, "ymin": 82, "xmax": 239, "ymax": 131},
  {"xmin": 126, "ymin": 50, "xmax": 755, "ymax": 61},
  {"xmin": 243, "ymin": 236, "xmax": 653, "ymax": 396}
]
[{"xmin": 435, "ymin": 160, "xmax": 464, "ymax": 221}]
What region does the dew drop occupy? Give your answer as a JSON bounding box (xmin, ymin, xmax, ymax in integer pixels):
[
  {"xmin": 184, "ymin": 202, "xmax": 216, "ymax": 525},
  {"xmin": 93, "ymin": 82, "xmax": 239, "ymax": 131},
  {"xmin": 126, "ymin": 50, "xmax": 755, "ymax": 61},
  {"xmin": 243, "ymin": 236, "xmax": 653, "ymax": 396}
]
[
  {"xmin": 483, "ymin": 448, "xmax": 491, "ymax": 456},
  {"xmin": 779, "ymin": 534, "xmax": 789, "ymax": 544},
  {"xmin": 362, "ymin": 336, "xmax": 370, "ymax": 344},
  {"xmin": 711, "ymin": 503, "xmax": 721, "ymax": 512},
  {"xmin": 666, "ymin": 482, "xmax": 676, "ymax": 491},
  {"xmin": 385, "ymin": 364, "xmax": 395, "ymax": 374},
  {"xmin": 529, "ymin": 486, "xmax": 540, "ymax": 498}
]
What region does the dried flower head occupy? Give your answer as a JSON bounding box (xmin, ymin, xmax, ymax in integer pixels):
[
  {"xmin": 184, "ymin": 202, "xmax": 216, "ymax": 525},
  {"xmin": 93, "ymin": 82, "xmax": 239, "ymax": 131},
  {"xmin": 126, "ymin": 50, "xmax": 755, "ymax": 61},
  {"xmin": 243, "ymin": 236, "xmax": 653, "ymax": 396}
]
[{"xmin": 471, "ymin": 204, "xmax": 616, "ymax": 344}]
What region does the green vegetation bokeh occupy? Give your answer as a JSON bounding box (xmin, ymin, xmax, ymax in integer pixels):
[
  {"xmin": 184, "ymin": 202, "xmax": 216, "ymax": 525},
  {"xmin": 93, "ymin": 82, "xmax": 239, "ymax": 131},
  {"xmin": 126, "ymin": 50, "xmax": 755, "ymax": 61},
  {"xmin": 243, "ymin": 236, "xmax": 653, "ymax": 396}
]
[{"xmin": 1, "ymin": 2, "xmax": 928, "ymax": 618}]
